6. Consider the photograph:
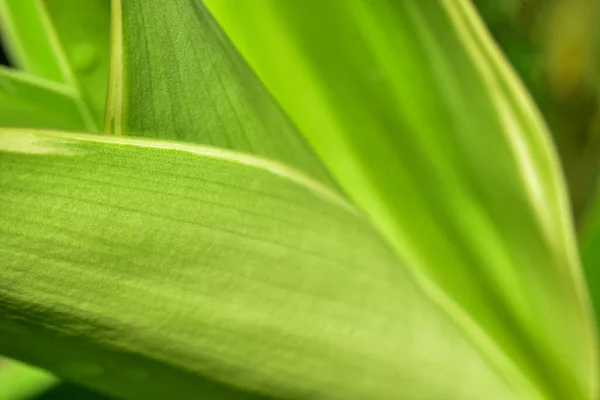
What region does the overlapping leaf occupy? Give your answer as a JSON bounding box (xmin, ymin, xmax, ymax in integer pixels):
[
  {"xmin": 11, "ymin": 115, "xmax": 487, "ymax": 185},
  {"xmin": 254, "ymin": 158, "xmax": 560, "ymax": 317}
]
[
  {"xmin": 205, "ymin": 0, "xmax": 598, "ymax": 398},
  {"xmin": 40, "ymin": 0, "xmax": 111, "ymax": 127},
  {"xmin": 105, "ymin": 0, "xmax": 334, "ymax": 188},
  {"xmin": 0, "ymin": 129, "xmax": 517, "ymax": 399},
  {"xmin": 0, "ymin": 67, "xmax": 88, "ymax": 130},
  {"xmin": 0, "ymin": 0, "xmax": 110, "ymax": 131},
  {"xmin": 0, "ymin": 0, "xmax": 596, "ymax": 399},
  {"xmin": 0, "ymin": 1, "xmax": 111, "ymax": 397}
]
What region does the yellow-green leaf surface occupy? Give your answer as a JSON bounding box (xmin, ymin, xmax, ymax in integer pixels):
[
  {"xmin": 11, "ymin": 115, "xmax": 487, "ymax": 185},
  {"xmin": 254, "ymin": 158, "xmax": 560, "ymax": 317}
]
[
  {"xmin": 105, "ymin": 0, "xmax": 334, "ymax": 188},
  {"xmin": 0, "ymin": 66, "xmax": 89, "ymax": 130},
  {"xmin": 0, "ymin": 129, "xmax": 518, "ymax": 400},
  {"xmin": 0, "ymin": 0, "xmax": 110, "ymax": 131},
  {"xmin": 205, "ymin": 0, "xmax": 598, "ymax": 398},
  {"xmin": 0, "ymin": 1, "xmax": 110, "ymax": 397}
]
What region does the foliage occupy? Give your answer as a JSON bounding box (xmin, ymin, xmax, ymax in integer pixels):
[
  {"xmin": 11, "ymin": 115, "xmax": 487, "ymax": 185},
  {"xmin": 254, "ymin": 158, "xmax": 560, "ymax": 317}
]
[{"xmin": 0, "ymin": 0, "xmax": 598, "ymax": 399}]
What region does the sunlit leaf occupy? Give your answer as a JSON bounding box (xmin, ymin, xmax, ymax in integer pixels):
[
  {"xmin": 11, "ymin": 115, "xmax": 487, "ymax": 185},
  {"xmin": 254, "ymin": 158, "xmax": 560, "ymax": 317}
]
[
  {"xmin": 205, "ymin": 0, "xmax": 598, "ymax": 398},
  {"xmin": 0, "ymin": 358, "xmax": 58, "ymax": 400},
  {"xmin": 0, "ymin": 2, "xmax": 111, "ymax": 396},
  {"xmin": 0, "ymin": 128, "xmax": 517, "ymax": 400},
  {"xmin": 1, "ymin": 0, "xmax": 597, "ymax": 399}
]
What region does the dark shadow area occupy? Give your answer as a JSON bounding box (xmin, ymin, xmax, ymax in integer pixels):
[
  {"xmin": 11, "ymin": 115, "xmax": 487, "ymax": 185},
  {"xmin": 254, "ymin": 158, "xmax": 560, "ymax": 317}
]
[
  {"xmin": 32, "ymin": 382, "xmax": 114, "ymax": 400},
  {"xmin": 0, "ymin": 36, "xmax": 10, "ymax": 66}
]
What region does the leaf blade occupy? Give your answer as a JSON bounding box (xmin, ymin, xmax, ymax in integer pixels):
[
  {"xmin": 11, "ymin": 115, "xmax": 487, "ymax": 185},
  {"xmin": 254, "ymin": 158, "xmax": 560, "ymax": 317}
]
[
  {"xmin": 105, "ymin": 0, "xmax": 336, "ymax": 188},
  {"xmin": 0, "ymin": 128, "xmax": 520, "ymax": 400},
  {"xmin": 205, "ymin": 0, "xmax": 598, "ymax": 398}
]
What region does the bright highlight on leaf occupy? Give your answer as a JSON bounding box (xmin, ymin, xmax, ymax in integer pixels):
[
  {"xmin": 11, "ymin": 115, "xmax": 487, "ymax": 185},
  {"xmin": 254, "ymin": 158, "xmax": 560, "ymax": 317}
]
[
  {"xmin": 0, "ymin": 0, "xmax": 597, "ymax": 399},
  {"xmin": 0, "ymin": 358, "xmax": 59, "ymax": 400}
]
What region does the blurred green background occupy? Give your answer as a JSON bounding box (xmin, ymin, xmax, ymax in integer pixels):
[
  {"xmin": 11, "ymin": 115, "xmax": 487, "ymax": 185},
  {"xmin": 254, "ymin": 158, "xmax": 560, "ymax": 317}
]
[{"xmin": 475, "ymin": 0, "xmax": 599, "ymax": 228}]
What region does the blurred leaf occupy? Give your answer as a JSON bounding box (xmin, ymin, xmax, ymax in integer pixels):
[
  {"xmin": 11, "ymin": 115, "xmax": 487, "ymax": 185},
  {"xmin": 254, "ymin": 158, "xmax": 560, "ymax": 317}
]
[
  {"xmin": 205, "ymin": 0, "xmax": 598, "ymax": 398},
  {"xmin": 0, "ymin": 128, "xmax": 516, "ymax": 400},
  {"xmin": 105, "ymin": 0, "xmax": 333, "ymax": 188},
  {"xmin": 582, "ymin": 186, "xmax": 600, "ymax": 327},
  {"xmin": 0, "ymin": 0, "xmax": 597, "ymax": 399},
  {"xmin": 472, "ymin": 0, "xmax": 541, "ymax": 99},
  {"xmin": 0, "ymin": 1, "xmax": 111, "ymax": 397},
  {"xmin": 0, "ymin": 66, "xmax": 88, "ymax": 130},
  {"xmin": 0, "ymin": 0, "xmax": 64, "ymax": 82},
  {"xmin": 474, "ymin": 0, "xmax": 600, "ymax": 225},
  {"xmin": 542, "ymin": 0, "xmax": 600, "ymax": 226},
  {"xmin": 0, "ymin": 358, "xmax": 59, "ymax": 400},
  {"xmin": 0, "ymin": 0, "xmax": 110, "ymax": 131}
]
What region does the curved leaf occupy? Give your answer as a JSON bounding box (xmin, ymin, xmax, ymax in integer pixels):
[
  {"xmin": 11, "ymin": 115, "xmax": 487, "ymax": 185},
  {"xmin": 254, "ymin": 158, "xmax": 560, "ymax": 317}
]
[
  {"xmin": 105, "ymin": 0, "xmax": 334, "ymax": 188},
  {"xmin": 205, "ymin": 0, "xmax": 598, "ymax": 398},
  {"xmin": 0, "ymin": 1, "xmax": 109, "ymax": 397},
  {"xmin": 0, "ymin": 128, "xmax": 518, "ymax": 400}
]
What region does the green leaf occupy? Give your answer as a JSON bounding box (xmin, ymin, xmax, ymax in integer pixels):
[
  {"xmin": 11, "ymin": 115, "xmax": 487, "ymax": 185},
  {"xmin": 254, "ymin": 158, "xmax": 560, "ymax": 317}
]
[
  {"xmin": 41, "ymin": 0, "xmax": 111, "ymax": 129},
  {"xmin": 0, "ymin": 128, "xmax": 519, "ymax": 400},
  {"xmin": 105, "ymin": 0, "xmax": 334, "ymax": 187},
  {"xmin": 0, "ymin": 0, "xmax": 111, "ymax": 131},
  {"xmin": 582, "ymin": 187, "xmax": 600, "ymax": 327},
  {"xmin": 0, "ymin": 1, "xmax": 111, "ymax": 395},
  {"xmin": 0, "ymin": 358, "xmax": 59, "ymax": 400},
  {"xmin": 0, "ymin": 0, "xmax": 64, "ymax": 82},
  {"xmin": 205, "ymin": 0, "xmax": 598, "ymax": 398},
  {"xmin": 0, "ymin": 67, "xmax": 90, "ymax": 130}
]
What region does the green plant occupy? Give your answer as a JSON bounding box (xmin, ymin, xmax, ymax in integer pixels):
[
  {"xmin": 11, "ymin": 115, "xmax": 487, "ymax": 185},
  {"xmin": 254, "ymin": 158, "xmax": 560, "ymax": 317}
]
[{"xmin": 0, "ymin": 0, "xmax": 598, "ymax": 399}]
